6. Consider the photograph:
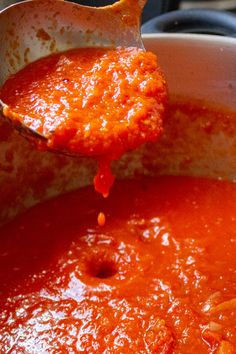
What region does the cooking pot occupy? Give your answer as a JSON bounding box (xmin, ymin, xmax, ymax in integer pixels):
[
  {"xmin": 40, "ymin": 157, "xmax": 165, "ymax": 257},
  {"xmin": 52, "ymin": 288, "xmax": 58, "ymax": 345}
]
[{"xmin": 0, "ymin": 9, "xmax": 236, "ymax": 225}]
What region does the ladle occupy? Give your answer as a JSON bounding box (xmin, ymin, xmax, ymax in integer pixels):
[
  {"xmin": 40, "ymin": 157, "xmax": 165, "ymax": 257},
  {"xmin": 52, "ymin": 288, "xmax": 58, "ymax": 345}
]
[{"xmin": 0, "ymin": 0, "xmax": 146, "ymax": 147}]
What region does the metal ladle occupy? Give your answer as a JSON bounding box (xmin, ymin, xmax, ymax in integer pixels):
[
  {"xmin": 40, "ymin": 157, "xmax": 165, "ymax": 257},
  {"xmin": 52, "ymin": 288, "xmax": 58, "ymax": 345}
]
[{"xmin": 0, "ymin": 0, "xmax": 146, "ymax": 145}]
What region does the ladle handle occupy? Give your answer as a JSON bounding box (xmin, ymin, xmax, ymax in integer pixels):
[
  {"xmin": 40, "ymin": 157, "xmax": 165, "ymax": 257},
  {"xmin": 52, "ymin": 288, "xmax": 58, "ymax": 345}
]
[
  {"xmin": 95, "ymin": 0, "xmax": 146, "ymax": 48},
  {"xmin": 110, "ymin": 0, "xmax": 147, "ymax": 15}
]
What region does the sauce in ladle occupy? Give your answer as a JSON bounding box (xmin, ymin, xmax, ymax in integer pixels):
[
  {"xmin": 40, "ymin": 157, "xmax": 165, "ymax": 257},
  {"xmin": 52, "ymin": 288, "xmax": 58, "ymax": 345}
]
[{"xmin": 0, "ymin": 47, "xmax": 167, "ymax": 197}]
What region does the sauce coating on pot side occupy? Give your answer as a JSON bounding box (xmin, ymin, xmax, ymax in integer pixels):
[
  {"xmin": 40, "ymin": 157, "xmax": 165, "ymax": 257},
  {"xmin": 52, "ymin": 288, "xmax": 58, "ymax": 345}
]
[
  {"xmin": 0, "ymin": 176, "xmax": 235, "ymax": 353},
  {"xmin": 0, "ymin": 47, "xmax": 167, "ymax": 197}
]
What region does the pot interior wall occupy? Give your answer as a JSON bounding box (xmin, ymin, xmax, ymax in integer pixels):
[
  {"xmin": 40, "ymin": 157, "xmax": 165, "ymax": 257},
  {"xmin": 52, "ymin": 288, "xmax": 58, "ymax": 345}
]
[
  {"xmin": 0, "ymin": 35, "xmax": 236, "ymax": 224},
  {"xmin": 143, "ymin": 34, "xmax": 236, "ymax": 110}
]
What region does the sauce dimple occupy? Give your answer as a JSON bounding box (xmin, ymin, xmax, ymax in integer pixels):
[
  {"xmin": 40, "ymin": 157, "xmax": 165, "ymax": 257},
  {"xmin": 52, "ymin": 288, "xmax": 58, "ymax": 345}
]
[
  {"xmin": 0, "ymin": 47, "xmax": 167, "ymax": 197},
  {"xmin": 0, "ymin": 176, "xmax": 235, "ymax": 353}
]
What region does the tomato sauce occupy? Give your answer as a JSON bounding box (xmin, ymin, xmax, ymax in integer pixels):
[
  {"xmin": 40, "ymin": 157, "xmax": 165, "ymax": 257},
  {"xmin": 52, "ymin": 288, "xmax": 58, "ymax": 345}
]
[
  {"xmin": 0, "ymin": 47, "xmax": 167, "ymax": 197},
  {"xmin": 0, "ymin": 176, "xmax": 235, "ymax": 353}
]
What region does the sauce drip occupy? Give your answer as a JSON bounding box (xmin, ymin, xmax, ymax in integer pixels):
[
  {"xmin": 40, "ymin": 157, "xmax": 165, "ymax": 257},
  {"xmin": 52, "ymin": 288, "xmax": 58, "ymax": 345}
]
[
  {"xmin": 0, "ymin": 176, "xmax": 235, "ymax": 353},
  {"xmin": 97, "ymin": 211, "xmax": 106, "ymax": 227},
  {"xmin": 0, "ymin": 47, "xmax": 167, "ymax": 196}
]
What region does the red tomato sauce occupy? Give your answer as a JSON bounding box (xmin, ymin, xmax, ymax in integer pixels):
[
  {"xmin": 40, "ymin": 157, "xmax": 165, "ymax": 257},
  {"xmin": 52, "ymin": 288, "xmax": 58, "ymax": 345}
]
[
  {"xmin": 0, "ymin": 176, "xmax": 235, "ymax": 353},
  {"xmin": 0, "ymin": 47, "xmax": 167, "ymax": 197}
]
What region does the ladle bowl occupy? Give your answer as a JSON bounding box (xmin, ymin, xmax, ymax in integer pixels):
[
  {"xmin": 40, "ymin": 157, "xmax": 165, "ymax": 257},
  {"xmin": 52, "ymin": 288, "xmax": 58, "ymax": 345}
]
[{"xmin": 0, "ymin": 0, "xmax": 146, "ymax": 144}]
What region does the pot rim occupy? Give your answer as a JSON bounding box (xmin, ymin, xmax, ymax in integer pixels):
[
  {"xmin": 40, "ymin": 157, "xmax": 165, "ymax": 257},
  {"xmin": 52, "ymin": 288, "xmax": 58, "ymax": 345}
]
[{"xmin": 142, "ymin": 32, "xmax": 236, "ymax": 45}]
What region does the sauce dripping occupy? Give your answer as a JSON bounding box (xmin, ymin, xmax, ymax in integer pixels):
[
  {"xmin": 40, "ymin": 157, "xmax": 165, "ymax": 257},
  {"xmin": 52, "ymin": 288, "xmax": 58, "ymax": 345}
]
[{"xmin": 0, "ymin": 47, "xmax": 167, "ymax": 197}]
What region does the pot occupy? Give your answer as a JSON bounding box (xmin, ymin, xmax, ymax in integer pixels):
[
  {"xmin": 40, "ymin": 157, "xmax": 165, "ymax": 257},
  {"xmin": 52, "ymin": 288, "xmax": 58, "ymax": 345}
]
[
  {"xmin": 0, "ymin": 8, "xmax": 236, "ymax": 353},
  {"xmin": 0, "ymin": 13, "xmax": 236, "ymax": 224}
]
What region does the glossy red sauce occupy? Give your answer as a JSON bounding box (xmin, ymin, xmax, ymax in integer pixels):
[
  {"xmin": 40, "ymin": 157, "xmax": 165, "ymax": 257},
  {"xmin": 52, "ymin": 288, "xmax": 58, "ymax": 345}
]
[
  {"xmin": 0, "ymin": 176, "xmax": 235, "ymax": 353},
  {"xmin": 0, "ymin": 47, "xmax": 167, "ymax": 197}
]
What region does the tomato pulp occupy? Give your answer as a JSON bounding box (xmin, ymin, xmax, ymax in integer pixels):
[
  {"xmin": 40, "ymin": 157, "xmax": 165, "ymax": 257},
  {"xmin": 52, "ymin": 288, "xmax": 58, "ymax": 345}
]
[
  {"xmin": 0, "ymin": 47, "xmax": 167, "ymax": 197},
  {"xmin": 0, "ymin": 176, "xmax": 235, "ymax": 353}
]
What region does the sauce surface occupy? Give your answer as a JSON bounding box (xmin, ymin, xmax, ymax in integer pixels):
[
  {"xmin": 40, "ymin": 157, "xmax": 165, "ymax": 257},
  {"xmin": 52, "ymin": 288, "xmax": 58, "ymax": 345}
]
[
  {"xmin": 0, "ymin": 47, "xmax": 167, "ymax": 196},
  {"xmin": 0, "ymin": 176, "xmax": 235, "ymax": 353}
]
